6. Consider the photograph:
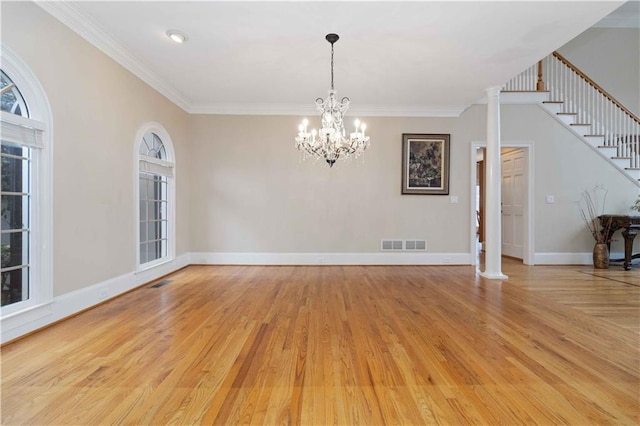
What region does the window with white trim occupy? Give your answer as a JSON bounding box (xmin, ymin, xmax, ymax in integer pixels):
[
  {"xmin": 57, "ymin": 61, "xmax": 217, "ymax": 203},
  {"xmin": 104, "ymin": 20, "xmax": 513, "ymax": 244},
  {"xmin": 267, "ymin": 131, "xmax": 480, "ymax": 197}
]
[
  {"xmin": 137, "ymin": 129, "xmax": 174, "ymax": 268},
  {"xmin": 1, "ymin": 69, "xmax": 48, "ymax": 310}
]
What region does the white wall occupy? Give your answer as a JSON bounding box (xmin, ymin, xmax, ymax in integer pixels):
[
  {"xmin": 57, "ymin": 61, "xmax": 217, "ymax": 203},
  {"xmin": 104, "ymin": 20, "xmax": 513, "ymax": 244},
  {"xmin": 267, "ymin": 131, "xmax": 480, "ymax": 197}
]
[
  {"xmin": 1, "ymin": 2, "xmax": 191, "ymax": 296},
  {"xmin": 558, "ymin": 27, "xmax": 640, "ymax": 116}
]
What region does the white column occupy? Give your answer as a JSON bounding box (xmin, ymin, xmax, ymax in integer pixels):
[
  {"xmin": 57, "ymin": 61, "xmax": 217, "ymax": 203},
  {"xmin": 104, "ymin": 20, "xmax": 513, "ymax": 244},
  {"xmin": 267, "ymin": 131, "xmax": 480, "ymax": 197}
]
[{"xmin": 480, "ymin": 86, "xmax": 508, "ymax": 280}]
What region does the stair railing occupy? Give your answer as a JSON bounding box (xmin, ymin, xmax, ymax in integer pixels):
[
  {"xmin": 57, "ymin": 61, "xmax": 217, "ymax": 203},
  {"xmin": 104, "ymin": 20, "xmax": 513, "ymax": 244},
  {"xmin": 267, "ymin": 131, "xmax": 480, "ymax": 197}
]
[{"xmin": 504, "ymin": 52, "xmax": 640, "ymax": 169}]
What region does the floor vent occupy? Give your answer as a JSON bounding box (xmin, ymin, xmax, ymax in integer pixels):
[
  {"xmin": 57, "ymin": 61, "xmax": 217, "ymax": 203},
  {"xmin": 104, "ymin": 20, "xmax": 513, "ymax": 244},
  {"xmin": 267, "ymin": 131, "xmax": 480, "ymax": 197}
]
[
  {"xmin": 381, "ymin": 240, "xmax": 427, "ymax": 251},
  {"xmin": 150, "ymin": 279, "xmax": 172, "ymax": 288}
]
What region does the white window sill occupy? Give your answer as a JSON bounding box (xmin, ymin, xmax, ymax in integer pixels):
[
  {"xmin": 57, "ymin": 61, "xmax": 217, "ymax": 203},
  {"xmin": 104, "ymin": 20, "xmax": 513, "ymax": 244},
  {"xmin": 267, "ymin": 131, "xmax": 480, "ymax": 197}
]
[{"xmin": 136, "ymin": 256, "xmax": 174, "ymax": 274}]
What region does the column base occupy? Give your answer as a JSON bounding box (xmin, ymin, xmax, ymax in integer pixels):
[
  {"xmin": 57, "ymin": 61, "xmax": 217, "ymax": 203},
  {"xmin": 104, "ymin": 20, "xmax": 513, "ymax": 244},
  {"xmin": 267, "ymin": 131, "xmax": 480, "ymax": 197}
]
[{"xmin": 479, "ymin": 271, "xmax": 509, "ymax": 280}]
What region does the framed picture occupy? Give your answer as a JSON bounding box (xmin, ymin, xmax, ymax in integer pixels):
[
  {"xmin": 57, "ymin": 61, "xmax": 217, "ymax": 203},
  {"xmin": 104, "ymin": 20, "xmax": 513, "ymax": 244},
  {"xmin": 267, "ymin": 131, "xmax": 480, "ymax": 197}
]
[{"xmin": 402, "ymin": 133, "xmax": 450, "ymax": 195}]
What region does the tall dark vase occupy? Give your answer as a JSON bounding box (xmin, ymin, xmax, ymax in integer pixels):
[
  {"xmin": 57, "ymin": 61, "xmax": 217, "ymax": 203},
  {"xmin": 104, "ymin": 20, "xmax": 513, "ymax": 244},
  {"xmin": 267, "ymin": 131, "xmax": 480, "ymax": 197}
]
[{"xmin": 593, "ymin": 243, "xmax": 609, "ymax": 269}]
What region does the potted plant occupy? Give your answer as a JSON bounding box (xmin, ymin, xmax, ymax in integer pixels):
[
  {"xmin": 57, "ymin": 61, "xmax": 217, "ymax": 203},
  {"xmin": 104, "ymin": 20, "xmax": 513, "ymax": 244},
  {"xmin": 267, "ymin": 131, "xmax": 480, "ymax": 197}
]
[{"xmin": 578, "ymin": 186, "xmax": 612, "ymax": 269}]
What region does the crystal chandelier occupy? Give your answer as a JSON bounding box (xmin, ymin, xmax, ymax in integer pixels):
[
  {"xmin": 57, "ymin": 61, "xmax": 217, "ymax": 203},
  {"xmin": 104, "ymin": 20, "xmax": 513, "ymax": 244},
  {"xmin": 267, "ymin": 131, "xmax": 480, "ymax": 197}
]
[{"xmin": 295, "ymin": 33, "xmax": 370, "ymax": 167}]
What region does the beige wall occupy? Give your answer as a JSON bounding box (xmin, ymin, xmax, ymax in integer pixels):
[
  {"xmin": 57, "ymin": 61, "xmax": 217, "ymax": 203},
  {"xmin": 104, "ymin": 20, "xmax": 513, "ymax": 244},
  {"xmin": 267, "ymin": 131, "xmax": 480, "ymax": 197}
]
[
  {"xmin": 188, "ymin": 104, "xmax": 638, "ymax": 257},
  {"xmin": 187, "ymin": 113, "xmax": 484, "ymax": 253},
  {"xmin": 558, "ymin": 27, "xmax": 640, "ymax": 116},
  {"xmin": 2, "ymin": 2, "xmax": 191, "ymax": 295}
]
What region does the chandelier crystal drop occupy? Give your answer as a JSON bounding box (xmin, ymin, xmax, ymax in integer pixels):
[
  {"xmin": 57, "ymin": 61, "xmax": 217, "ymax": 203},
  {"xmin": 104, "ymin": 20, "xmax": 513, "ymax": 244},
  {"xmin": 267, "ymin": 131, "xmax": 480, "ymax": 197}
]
[{"xmin": 295, "ymin": 33, "xmax": 370, "ymax": 167}]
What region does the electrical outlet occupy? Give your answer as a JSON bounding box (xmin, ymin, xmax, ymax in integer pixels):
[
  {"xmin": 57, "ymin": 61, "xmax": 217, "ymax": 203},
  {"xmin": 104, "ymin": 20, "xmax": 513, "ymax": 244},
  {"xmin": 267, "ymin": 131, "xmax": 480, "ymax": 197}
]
[
  {"xmin": 317, "ymin": 257, "xmax": 325, "ymax": 264},
  {"xmin": 443, "ymin": 257, "xmax": 452, "ymax": 264}
]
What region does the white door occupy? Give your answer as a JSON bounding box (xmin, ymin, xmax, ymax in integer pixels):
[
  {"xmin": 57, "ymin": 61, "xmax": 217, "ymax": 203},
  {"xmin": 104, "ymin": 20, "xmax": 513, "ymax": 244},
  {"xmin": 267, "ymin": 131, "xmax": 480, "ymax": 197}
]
[{"xmin": 501, "ymin": 149, "xmax": 525, "ymax": 259}]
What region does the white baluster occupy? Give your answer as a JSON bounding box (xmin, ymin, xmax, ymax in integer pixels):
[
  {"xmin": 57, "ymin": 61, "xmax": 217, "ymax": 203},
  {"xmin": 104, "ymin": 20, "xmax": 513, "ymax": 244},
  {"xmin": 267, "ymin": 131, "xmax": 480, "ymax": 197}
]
[
  {"xmin": 616, "ymin": 104, "xmax": 620, "ymax": 151},
  {"xmin": 584, "ymin": 80, "xmax": 588, "ymax": 124},
  {"xmin": 560, "ymin": 58, "xmax": 565, "ymax": 110},
  {"xmin": 618, "ymin": 107, "xmax": 622, "ymax": 156},
  {"xmin": 578, "ymin": 77, "xmax": 582, "ymax": 123},
  {"xmin": 531, "ymin": 65, "xmax": 535, "ymax": 90},
  {"xmin": 575, "ymin": 70, "xmax": 579, "ymax": 116},
  {"xmin": 636, "ymin": 122, "xmax": 640, "ymax": 168},
  {"xmin": 626, "ymin": 114, "xmax": 631, "ymax": 160},
  {"xmin": 588, "ymin": 82, "xmax": 592, "ymax": 130},
  {"xmin": 595, "ymin": 89, "xmax": 600, "ymax": 135}
]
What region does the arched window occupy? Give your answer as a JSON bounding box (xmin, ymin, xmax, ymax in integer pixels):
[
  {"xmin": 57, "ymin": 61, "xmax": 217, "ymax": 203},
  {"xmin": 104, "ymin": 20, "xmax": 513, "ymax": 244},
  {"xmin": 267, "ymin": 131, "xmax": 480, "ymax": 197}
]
[
  {"xmin": 0, "ymin": 46, "xmax": 53, "ymax": 320},
  {"xmin": 136, "ymin": 124, "xmax": 175, "ymax": 269},
  {"xmin": 1, "ymin": 71, "xmax": 29, "ymax": 116}
]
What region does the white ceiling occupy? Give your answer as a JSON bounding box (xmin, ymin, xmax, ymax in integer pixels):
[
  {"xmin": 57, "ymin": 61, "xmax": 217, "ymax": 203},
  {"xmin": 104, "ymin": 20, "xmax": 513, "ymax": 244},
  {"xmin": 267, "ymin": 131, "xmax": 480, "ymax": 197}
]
[{"xmin": 39, "ymin": 1, "xmax": 631, "ymax": 116}]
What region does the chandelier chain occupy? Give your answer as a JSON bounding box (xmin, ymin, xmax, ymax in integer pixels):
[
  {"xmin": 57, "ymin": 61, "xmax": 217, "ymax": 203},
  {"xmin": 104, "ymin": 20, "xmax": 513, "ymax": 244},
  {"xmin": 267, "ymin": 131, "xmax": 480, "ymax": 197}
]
[{"xmin": 330, "ymin": 42, "xmax": 334, "ymax": 91}]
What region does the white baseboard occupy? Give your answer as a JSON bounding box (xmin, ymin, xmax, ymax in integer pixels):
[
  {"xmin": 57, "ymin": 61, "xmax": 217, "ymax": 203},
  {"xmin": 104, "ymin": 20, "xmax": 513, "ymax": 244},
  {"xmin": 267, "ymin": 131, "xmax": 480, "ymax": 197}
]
[
  {"xmin": 534, "ymin": 251, "xmax": 626, "ymax": 265},
  {"xmin": 1, "ymin": 254, "xmax": 189, "ymax": 344},
  {"xmin": 189, "ymin": 252, "xmax": 472, "ymax": 265},
  {"xmin": 534, "ymin": 252, "xmax": 591, "ymax": 265}
]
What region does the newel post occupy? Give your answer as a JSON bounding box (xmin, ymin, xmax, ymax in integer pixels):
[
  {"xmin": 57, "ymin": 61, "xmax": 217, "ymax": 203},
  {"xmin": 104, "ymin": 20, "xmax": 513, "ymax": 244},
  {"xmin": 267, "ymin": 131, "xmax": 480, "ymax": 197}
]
[{"xmin": 536, "ymin": 60, "xmax": 545, "ymax": 91}]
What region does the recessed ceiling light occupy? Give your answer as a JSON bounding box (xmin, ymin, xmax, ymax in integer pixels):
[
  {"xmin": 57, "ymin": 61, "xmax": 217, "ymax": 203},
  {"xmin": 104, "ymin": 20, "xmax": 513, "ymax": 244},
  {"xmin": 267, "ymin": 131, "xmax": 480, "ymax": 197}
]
[{"xmin": 166, "ymin": 30, "xmax": 187, "ymax": 44}]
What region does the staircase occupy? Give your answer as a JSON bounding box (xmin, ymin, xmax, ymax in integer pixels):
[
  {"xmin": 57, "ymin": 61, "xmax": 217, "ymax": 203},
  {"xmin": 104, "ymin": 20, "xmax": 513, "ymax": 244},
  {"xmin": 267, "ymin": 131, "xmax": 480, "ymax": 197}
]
[{"xmin": 503, "ymin": 52, "xmax": 640, "ymax": 188}]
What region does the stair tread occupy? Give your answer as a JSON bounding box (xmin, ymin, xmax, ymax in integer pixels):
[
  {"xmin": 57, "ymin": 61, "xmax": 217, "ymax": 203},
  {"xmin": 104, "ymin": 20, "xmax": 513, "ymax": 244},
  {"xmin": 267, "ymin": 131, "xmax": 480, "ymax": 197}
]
[
  {"xmin": 536, "ymin": 96, "xmax": 637, "ymax": 183},
  {"xmin": 502, "ymin": 90, "xmax": 550, "ymax": 93}
]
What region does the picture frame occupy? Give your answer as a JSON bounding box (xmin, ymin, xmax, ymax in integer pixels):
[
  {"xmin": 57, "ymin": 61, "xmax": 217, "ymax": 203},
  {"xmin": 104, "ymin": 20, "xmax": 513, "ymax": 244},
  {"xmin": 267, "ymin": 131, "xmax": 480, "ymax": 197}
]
[{"xmin": 401, "ymin": 133, "xmax": 450, "ymax": 195}]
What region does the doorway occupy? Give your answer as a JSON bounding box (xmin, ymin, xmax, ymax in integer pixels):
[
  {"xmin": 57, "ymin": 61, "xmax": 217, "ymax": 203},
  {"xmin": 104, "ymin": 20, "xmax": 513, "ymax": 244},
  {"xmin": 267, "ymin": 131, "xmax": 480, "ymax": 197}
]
[
  {"xmin": 470, "ymin": 142, "xmax": 534, "ymax": 266},
  {"xmin": 501, "ymin": 148, "xmax": 525, "ymax": 259}
]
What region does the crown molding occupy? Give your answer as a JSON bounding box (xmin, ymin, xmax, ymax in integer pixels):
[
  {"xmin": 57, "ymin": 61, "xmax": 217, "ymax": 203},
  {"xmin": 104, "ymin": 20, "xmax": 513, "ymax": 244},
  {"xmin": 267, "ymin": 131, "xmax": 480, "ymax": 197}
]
[
  {"xmin": 187, "ymin": 104, "xmax": 318, "ymax": 116},
  {"xmin": 36, "ymin": 1, "xmax": 192, "ymax": 112},
  {"xmin": 347, "ymin": 105, "xmax": 467, "ymax": 118},
  {"xmin": 187, "ymin": 103, "xmax": 467, "ymax": 117}
]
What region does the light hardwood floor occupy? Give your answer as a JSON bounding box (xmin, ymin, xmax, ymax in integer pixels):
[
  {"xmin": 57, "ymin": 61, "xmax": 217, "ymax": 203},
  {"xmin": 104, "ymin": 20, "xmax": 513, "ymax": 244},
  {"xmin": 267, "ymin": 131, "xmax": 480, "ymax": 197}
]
[{"xmin": 2, "ymin": 260, "xmax": 639, "ymax": 425}]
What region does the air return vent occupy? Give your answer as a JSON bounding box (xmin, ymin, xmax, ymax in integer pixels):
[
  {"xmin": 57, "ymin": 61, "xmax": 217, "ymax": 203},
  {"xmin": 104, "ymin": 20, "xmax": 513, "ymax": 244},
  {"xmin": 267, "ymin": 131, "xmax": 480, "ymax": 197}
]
[
  {"xmin": 405, "ymin": 240, "xmax": 427, "ymax": 251},
  {"xmin": 381, "ymin": 240, "xmax": 426, "ymax": 251},
  {"xmin": 381, "ymin": 240, "xmax": 404, "ymax": 251}
]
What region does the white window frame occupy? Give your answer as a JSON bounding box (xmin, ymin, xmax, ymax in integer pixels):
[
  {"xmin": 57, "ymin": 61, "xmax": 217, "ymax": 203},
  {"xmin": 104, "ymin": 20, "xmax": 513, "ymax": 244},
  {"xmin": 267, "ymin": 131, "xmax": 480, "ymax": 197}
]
[
  {"xmin": 0, "ymin": 45, "xmax": 53, "ymax": 322},
  {"xmin": 134, "ymin": 123, "xmax": 175, "ymax": 272}
]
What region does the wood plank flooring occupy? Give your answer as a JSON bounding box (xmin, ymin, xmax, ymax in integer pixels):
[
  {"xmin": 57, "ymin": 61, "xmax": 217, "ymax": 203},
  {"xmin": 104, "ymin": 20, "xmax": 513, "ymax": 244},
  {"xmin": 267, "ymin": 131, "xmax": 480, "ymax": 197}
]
[{"xmin": 1, "ymin": 260, "xmax": 639, "ymax": 425}]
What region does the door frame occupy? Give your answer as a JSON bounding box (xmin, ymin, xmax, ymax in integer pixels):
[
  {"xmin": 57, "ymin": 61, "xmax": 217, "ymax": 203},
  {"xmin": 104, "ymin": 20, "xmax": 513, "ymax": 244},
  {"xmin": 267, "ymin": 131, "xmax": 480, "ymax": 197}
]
[{"xmin": 470, "ymin": 141, "xmax": 535, "ymax": 266}]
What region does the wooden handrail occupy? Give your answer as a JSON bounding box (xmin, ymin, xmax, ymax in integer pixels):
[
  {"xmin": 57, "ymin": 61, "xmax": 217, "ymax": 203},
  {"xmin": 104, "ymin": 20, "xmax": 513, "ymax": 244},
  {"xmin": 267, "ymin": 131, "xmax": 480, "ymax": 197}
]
[{"xmin": 552, "ymin": 51, "xmax": 640, "ymax": 125}]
